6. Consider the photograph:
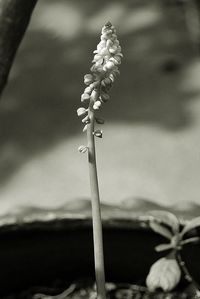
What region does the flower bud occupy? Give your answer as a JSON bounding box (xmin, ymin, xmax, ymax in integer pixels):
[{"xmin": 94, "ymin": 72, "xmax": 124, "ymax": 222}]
[
  {"xmin": 82, "ymin": 125, "xmax": 88, "ymax": 132},
  {"xmin": 78, "ymin": 145, "xmax": 88, "ymax": 153},
  {"xmin": 93, "ymin": 54, "xmax": 102, "ymax": 62},
  {"xmin": 101, "ymin": 93, "xmax": 110, "ymax": 103},
  {"xmin": 109, "ymin": 46, "xmax": 118, "ymax": 54},
  {"xmin": 146, "ymin": 257, "xmax": 181, "ymax": 292},
  {"xmin": 114, "ymin": 39, "xmax": 119, "ymax": 46},
  {"xmin": 100, "ymin": 48, "xmax": 109, "ymax": 56},
  {"xmin": 93, "ymin": 58, "xmax": 104, "ymax": 67},
  {"xmin": 102, "ymin": 23, "xmax": 109, "ymax": 30},
  {"xmin": 111, "ymin": 33, "xmax": 117, "ymax": 40},
  {"xmin": 105, "ymin": 29, "xmax": 112, "ymax": 36},
  {"xmin": 109, "ymin": 73, "xmax": 115, "ymax": 82},
  {"xmin": 93, "ymin": 100, "xmax": 101, "ymax": 110},
  {"xmin": 116, "ymin": 52, "xmax": 123, "ymax": 57},
  {"xmin": 109, "ymin": 57, "xmax": 121, "ymax": 65},
  {"xmin": 81, "ymin": 93, "xmax": 90, "ymax": 102},
  {"xmin": 95, "ymin": 117, "xmax": 105, "ymax": 124},
  {"xmin": 93, "ymin": 66, "xmax": 103, "ymax": 74},
  {"xmin": 118, "ymin": 45, "xmax": 122, "ymax": 52},
  {"xmin": 84, "ymin": 86, "xmax": 93, "ymax": 95},
  {"xmin": 91, "ymin": 64, "xmax": 105, "ymax": 75},
  {"xmin": 84, "ymin": 74, "xmax": 93, "ymax": 85},
  {"xmin": 92, "ymin": 81, "xmax": 101, "ymax": 88},
  {"xmin": 88, "ymin": 81, "xmax": 100, "ymax": 94},
  {"xmin": 77, "ymin": 107, "xmax": 87, "ymax": 117},
  {"xmin": 101, "ymin": 34, "xmax": 107, "ymax": 41},
  {"xmin": 90, "ymin": 90, "xmax": 99, "ymax": 102},
  {"xmin": 105, "ymin": 61, "xmax": 115, "ymax": 71},
  {"xmin": 82, "ymin": 115, "xmax": 90, "ymax": 123},
  {"xmin": 94, "ymin": 130, "xmax": 103, "ymax": 138},
  {"xmin": 101, "ymin": 78, "xmax": 112, "ymax": 86},
  {"xmin": 96, "ymin": 41, "xmax": 106, "ymax": 51},
  {"xmin": 112, "ymin": 69, "xmax": 120, "ymax": 77},
  {"xmin": 106, "ymin": 39, "xmax": 114, "ymax": 48}
]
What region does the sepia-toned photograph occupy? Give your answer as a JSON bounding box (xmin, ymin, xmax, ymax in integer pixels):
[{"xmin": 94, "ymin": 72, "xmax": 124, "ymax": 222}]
[{"xmin": 0, "ymin": 0, "xmax": 200, "ymax": 298}]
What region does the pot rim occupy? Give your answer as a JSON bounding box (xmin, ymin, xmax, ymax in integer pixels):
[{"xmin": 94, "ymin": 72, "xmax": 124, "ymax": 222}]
[{"xmin": 0, "ymin": 203, "xmax": 188, "ymax": 233}]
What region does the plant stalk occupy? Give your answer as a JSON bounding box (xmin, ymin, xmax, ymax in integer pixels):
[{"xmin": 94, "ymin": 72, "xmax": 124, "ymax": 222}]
[
  {"xmin": 176, "ymin": 252, "xmax": 193, "ymax": 283},
  {"xmin": 177, "ymin": 252, "xmax": 200, "ymax": 297},
  {"xmin": 87, "ymin": 90, "xmax": 106, "ymax": 299}
]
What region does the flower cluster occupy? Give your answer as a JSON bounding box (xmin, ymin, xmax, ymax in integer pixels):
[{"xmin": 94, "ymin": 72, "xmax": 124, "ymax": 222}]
[{"xmin": 77, "ymin": 22, "xmax": 122, "ymax": 152}]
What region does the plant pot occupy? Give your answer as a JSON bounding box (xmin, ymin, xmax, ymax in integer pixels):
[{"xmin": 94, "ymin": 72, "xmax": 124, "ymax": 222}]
[{"xmin": 0, "ymin": 205, "xmax": 198, "ymax": 297}]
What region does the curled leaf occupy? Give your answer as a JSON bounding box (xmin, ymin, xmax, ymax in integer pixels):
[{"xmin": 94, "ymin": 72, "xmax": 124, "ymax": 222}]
[
  {"xmin": 149, "ymin": 210, "xmax": 180, "ymax": 234},
  {"xmin": 149, "ymin": 220, "xmax": 173, "ymax": 240},
  {"xmin": 180, "ymin": 237, "xmax": 200, "ymax": 246},
  {"xmin": 146, "ymin": 256, "xmax": 181, "ymax": 292},
  {"xmin": 155, "ymin": 235, "xmax": 182, "ymax": 252},
  {"xmin": 181, "ymin": 216, "xmax": 200, "ymax": 236},
  {"xmin": 155, "ymin": 243, "xmax": 174, "ymax": 252}
]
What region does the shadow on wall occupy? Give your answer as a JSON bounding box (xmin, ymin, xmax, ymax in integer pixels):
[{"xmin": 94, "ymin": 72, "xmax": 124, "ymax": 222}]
[{"xmin": 0, "ymin": 0, "xmax": 198, "ymax": 185}]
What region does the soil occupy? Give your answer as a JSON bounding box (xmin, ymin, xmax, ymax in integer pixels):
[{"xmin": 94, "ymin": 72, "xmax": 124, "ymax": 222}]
[{"xmin": 3, "ymin": 281, "xmax": 194, "ymax": 299}]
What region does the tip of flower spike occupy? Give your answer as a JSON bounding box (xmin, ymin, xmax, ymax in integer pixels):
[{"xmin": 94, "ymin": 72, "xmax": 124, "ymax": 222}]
[{"xmin": 105, "ymin": 21, "xmax": 112, "ymax": 27}]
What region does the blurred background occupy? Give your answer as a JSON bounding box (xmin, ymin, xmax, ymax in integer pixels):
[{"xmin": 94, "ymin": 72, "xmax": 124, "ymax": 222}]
[{"xmin": 0, "ymin": 0, "xmax": 200, "ymax": 217}]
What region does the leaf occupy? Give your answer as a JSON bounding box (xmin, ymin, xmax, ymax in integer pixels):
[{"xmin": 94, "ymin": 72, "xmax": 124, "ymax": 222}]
[
  {"xmin": 181, "ymin": 216, "xmax": 200, "ymax": 236},
  {"xmin": 181, "ymin": 237, "xmax": 200, "ymax": 246},
  {"xmin": 155, "ymin": 243, "xmax": 174, "ymax": 252},
  {"xmin": 149, "ymin": 220, "xmax": 173, "ymax": 240},
  {"xmin": 146, "ymin": 257, "xmax": 181, "ymax": 292},
  {"xmin": 149, "ymin": 210, "xmax": 179, "ymax": 233}
]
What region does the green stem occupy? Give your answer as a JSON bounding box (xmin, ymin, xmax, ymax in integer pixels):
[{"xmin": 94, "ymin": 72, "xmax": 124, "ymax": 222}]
[{"xmin": 87, "ymin": 90, "xmax": 106, "ymax": 299}]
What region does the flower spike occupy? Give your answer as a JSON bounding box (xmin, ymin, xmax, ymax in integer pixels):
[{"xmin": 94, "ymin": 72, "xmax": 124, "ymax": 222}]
[{"xmin": 77, "ymin": 22, "xmax": 122, "ymax": 135}]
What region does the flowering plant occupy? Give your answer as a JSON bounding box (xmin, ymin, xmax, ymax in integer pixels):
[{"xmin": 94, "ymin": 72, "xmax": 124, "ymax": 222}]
[
  {"xmin": 77, "ymin": 22, "xmax": 122, "ymax": 299},
  {"xmin": 76, "ymin": 21, "xmax": 200, "ymax": 299}
]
